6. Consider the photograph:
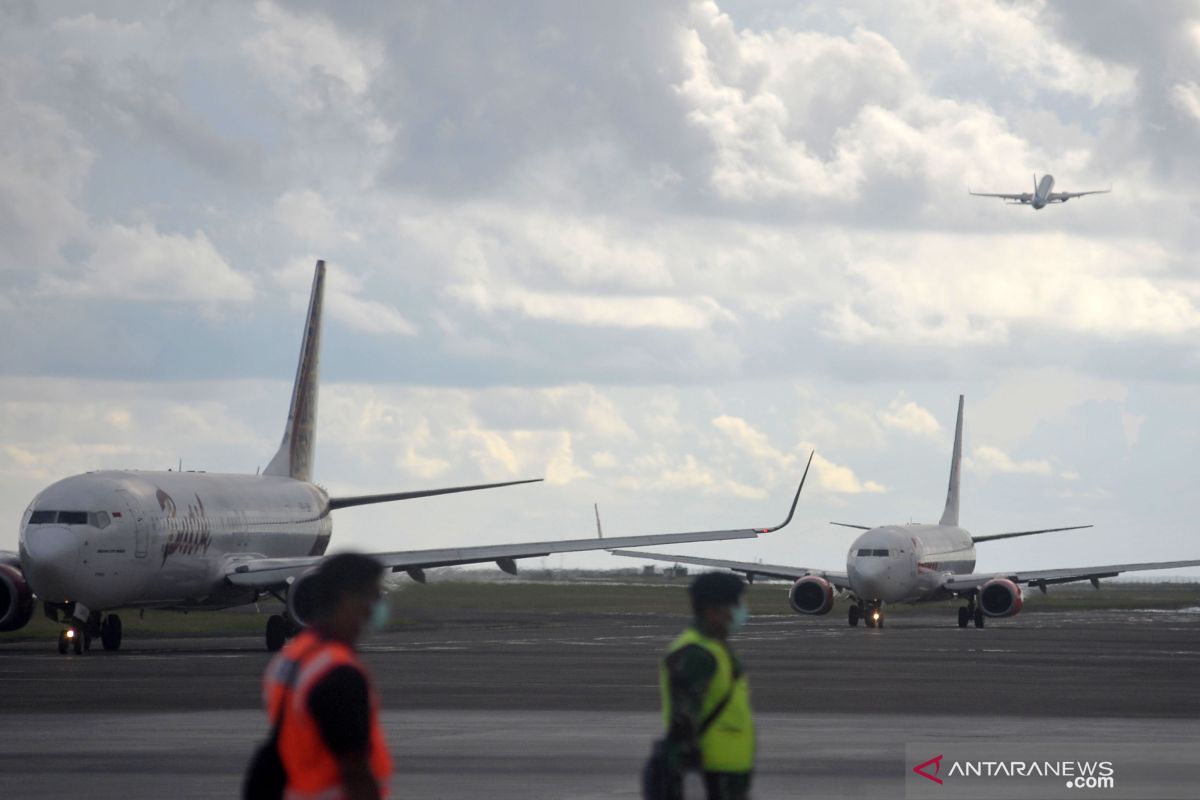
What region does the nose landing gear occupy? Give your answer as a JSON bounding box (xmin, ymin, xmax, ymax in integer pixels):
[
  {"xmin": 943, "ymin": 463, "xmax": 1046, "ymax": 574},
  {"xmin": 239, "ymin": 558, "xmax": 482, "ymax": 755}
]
[
  {"xmin": 57, "ymin": 627, "xmax": 82, "ymax": 655},
  {"xmin": 54, "ymin": 612, "xmax": 123, "ymax": 654},
  {"xmin": 864, "ymin": 602, "xmax": 884, "ymax": 628},
  {"xmin": 265, "ymin": 613, "xmax": 302, "ymax": 652}
]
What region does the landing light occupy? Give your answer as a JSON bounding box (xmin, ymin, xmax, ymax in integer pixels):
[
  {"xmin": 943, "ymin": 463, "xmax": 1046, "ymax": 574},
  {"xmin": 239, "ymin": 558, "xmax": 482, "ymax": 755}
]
[
  {"xmin": 65, "ymin": 629, "xmax": 75, "ymax": 639},
  {"xmin": 872, "ymin": 611, "xmax": 880, "ymax": 620}
]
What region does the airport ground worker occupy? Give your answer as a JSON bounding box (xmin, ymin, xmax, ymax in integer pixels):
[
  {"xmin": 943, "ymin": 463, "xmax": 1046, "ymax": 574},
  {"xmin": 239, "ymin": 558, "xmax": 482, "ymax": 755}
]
[
  {"xmin": 260, "ymin": 553, "xmax": 394, "ymax": 800},
  {"xmin": 658, "ymin": 571, "xmax": 755, "ymax": 800}
]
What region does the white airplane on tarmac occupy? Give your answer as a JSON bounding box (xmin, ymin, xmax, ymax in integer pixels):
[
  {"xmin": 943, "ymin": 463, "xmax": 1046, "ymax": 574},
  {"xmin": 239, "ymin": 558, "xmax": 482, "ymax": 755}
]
[
  {"xmin": 969, "ymin": 174, "xmax": 1110, "ymax": 209},
  {"xmin": 614, "ymin": 396, "xmax": 1200, "ymax": 628},
  {"xmin": 0, "ymin": 261, "xmax": 804, "ymax": 654}
]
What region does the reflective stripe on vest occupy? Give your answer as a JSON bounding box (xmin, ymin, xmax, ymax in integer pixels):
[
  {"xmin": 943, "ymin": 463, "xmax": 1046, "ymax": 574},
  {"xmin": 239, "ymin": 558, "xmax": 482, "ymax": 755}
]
[
  {"xmin": 263, "ymin": 630, "xmax": 394, "ymax": 799},
  {"xmin": 659, "ymin": 627, "xmax": 755, "ymax": 773}
]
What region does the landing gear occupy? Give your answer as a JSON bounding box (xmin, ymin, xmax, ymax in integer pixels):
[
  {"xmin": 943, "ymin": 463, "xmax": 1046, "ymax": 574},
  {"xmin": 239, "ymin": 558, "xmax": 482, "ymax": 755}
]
[
  {"xmin": 973, "ymin": 608, "xmax": 985, "ymax": 629},
  {"xmin": 864, "ymin": 603, "xmax": 883, "ymax": 628},
  {"xmin": 848, "ymin": 605, "xmax": 861, "ymax": 627},
  {"xmin": 957, "ymin": 606, "xmax": 969, "ymax": 628},
  {"xmin": 266, "ymin": 615, "xmax": 287, "ymax": 652},
  {"xmin": 101, "ymin": 614, "xmax": 123, "ymax": 651}
]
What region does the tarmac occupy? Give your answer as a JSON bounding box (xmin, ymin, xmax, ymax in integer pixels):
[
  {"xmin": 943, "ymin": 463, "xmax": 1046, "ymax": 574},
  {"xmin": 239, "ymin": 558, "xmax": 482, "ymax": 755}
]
[{"xmin": 2, "ymin": 607, "xmax": 1199, "ymax": 798}]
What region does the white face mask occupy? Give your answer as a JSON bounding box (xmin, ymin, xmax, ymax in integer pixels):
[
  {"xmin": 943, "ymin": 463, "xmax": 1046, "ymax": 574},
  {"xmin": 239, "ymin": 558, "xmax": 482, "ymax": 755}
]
[
  {"xmin": 729, "ymin": 603, "xmax": 749, "ymax": 633},
  {"xmin": 367, "ymin": 597, "xmax": 390, "ymax": 633}
]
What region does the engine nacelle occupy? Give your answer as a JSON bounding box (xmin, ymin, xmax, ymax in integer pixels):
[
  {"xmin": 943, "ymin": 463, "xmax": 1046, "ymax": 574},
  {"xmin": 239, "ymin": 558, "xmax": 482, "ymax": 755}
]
[
  {"xmin": 286, "ymin": 568, "xmax": 322, "ymax": 628},
  {"xmin": 0, "ymin": 564, "xmax": 35, "ymax": 632},
  {"xmin": 789, "ymin": 575, "xmax": 835, "ymax": 615},
  {"xmin": 978, "ymin": 578, "xmax": 1023, "ymax": 618}
]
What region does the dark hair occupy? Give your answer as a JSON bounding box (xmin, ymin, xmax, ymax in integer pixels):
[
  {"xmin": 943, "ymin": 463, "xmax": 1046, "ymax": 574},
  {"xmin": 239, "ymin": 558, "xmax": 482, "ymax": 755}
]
[
  {"xmin": 688, "ymin": 571, "xmax": 746, "ymax": 615},
  {"xmin": 311, "ymin": 553, "xmax": 384, "ymax": 616}
]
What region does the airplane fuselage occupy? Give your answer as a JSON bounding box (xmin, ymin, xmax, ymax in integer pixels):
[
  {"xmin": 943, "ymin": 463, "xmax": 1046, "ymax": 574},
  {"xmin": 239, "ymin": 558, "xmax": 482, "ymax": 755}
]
[
  {"xmin": 18, "ymin": 470, "xmax": 331, "ymax": 613},
  {"xmin": 845, "ymin": 524, "xmax": 975, "ymax": 604},
  {"xmin": 1031, "ymin": 174, "xmax": 1055, "ymax": 209}
]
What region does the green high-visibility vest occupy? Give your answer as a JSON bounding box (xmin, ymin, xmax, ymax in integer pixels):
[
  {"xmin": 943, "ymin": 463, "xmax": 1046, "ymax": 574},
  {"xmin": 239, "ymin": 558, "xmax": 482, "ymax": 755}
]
[{"xmin": 659, "ymin": 627, "xmax": 755, "ymax": 773}]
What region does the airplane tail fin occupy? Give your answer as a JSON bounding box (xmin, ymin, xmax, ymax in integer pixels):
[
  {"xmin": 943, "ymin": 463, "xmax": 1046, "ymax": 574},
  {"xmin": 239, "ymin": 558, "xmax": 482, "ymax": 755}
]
[
  {"xmin": 264, "ymin": 260, "xmax": 326, "ymax": 483},
  {"xmin": 1033, "ymin": 174, "xmax": 1038, "ymax": 195},
  {"xmin": 939, "ymin": 395, "xmax": 964, "ymax": 527}
]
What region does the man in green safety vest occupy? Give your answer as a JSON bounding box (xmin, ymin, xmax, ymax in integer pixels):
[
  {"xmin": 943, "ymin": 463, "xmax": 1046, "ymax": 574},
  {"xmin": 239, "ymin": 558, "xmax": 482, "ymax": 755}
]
[{"xmin": 659, "ymin": 571, "xmax": 755, "ymax": 799}]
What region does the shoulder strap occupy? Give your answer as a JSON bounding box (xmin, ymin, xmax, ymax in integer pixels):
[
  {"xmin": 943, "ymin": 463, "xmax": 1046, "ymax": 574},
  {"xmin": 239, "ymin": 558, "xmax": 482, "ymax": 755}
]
[
  {"xmin": 698, "ymin": 677, "xmax": 736, "ymax": 736},
  {"xmin": 697, "ymin": 640, "xmax": 739, "ymax": 736}
]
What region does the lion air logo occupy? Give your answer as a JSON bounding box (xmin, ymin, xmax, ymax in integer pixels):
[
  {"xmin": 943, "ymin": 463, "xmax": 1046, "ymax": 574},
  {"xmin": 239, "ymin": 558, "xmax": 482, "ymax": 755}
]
[
  {"xmin": 913, "ymin": 754, "xmax": 944, "ymax": 785},
  {"xmin": 157, "ymin": 488, "xmax": 212, "ymax": 565}
]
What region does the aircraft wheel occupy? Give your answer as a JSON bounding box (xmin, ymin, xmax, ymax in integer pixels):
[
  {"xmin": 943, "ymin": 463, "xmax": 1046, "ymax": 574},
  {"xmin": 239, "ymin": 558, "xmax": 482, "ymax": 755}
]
[
  {"xmin": 57, "ymin": 630, "xmax": 69, "ymax": 655},
  {"xmin": 973, "ymin": 608, "xmax": 985, "ymax": 629},
  {"xmin": 266, "ymin": 615, "xmax": 288, "ymax": 652},
  {"xmin": 957, "ymin": 607, "xmax": 969, "ymax": 628},
  {"xmin": 72, "ymin": 629, "xmax": 84, "ymax": 654},
  {"xmin": 848, "ymin": 605, "xmax": 860, "ymax": 627},
  {"xmin": 101, "ymin": 615, "xmax": 123, "ymax": 651},
  {"xmin": 876, "ymin": 612, "xmax": 884, "ymax": 629}
]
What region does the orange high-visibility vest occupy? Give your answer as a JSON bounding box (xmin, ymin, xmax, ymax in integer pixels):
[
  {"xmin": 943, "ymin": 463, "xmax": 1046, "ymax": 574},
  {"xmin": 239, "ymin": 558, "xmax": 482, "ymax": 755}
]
[{"xmin": 263, "ymin": 630, "xmax": 393, "ymax": 800}]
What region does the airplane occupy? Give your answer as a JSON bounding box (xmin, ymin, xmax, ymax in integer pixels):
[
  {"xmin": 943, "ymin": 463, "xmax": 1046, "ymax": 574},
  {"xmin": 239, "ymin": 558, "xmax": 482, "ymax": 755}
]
[
  {"xmin": 0, "ymin": 260, "xmax": 805, "ymax": 654},
  {"xmin": 612, "ymin": 396, "xmax": 1200, "ymax": 629},
  {"xmin": 969, "ymin": 174, "xmax": 1111, "ymax": 209}
]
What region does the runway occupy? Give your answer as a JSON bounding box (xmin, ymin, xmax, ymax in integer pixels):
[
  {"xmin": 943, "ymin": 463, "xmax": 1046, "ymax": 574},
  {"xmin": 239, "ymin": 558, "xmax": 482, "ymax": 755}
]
[{"xmin": 2, "ymin": 607, "xmax": 1199, "ymax": 798}]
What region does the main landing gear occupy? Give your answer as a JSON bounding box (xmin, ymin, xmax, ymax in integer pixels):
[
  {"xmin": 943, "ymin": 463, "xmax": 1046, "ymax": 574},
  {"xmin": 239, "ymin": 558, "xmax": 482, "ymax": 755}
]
[
  {"xmin": 957, "ymin": 598, "xmax": 984, "ymax": 628},
  {"xmin": 265, "ymin": 614, "xmax": 302, "ymax": 652}
]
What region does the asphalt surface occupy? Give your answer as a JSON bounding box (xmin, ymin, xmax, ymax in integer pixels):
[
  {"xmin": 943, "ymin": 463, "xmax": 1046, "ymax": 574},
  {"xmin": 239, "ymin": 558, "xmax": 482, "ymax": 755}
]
[{"xmin": 2, "ymin": 608, "xmax": 1199, "ymax": 798}]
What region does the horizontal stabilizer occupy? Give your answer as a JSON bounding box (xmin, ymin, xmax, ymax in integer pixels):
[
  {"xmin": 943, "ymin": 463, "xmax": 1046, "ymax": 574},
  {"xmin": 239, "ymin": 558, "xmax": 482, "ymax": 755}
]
[
  {"xmin": 972, "ymin": 524, "xmax": 1092, "ymax": 544},
  {"xmin": 329, "ymin": 478, "xmax": 542, "ymax": 510}
]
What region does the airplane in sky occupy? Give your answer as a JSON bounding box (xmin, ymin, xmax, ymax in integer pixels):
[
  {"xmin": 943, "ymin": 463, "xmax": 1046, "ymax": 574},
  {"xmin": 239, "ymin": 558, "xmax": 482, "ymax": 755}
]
[
  {"xmin": 0, "ymin": 261, "xmax": 803, "ymax": 653},
  {"xmin": 969, "ymin": 174, "xmax": 1111, "ymax": 209},
  {"xmin": 613, "ymin": 396, "xmax": 1200, "ymax": 628}
]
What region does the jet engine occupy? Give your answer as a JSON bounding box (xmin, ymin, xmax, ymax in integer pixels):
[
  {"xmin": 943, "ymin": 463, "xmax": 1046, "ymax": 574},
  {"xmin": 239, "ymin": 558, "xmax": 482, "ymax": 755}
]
[
  {"xmin": 789, "ymin": 575, "xmax": 835, "ymax": 615},
  {"xmin": 286, "ymin": 568, "xmax": 322, "ymax": 628},
  {"xmin": 0, "ymin": 564, "xmax": 35, "ymax": 632},
  {"xmin": 978, "ymin": 577, "xmax": 1023, "ymax": 617}
]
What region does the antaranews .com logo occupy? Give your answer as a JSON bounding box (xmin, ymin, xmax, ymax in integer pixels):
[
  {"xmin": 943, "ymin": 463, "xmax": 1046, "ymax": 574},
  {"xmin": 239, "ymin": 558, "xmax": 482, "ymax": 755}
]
[{"xmin": 912, "ymin": 753, "xmax": 1115, "ymax": 790}]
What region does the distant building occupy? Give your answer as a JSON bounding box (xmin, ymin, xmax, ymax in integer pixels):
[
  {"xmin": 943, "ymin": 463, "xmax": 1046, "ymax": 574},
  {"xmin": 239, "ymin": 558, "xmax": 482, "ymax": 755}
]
[{"xmin": 642, "ymin": 565, "xmax": 657, "ymax": 576}]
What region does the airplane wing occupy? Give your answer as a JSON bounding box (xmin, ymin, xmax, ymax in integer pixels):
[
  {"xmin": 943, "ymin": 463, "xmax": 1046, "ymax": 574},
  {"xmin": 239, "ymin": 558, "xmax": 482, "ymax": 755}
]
[
  {"xmin": 1048, "ymin": 188, "xmax": 1111, "ymax": 202},
  {"xmin": 971, "ymin": 524, "xmax": 1092, "ymax": 543},
  {"xmin": 940, "ymin": 559, "xmax": 1200, "ymax": 593},
  {"xmin": 225, "ymin": 472, "xmax": 810, "ymax": 590},
  {"xmin": 608, "ymin": 548, "xmax": 851, "ymax": 590},
  {"xmin": 968, "ymin": 190, "xmax": 1032, "ymax": 202},
  {"xmin": 328, "ymin": 478, "xmax": 543, "ymax": 510}
]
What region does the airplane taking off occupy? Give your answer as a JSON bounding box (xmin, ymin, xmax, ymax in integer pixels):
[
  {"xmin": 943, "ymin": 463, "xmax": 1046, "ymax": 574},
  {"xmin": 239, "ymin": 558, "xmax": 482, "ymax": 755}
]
[
  {"xmin": 0, "ymin": 261, "xmax": 802, "ymax": 653},
  {"xmin": 613, "ymin": 396, "xmax": 1200, "ymax": 628},
  {"xmin": 969, "ymin": 174, "xmax": 1110, "ymax": 209}
]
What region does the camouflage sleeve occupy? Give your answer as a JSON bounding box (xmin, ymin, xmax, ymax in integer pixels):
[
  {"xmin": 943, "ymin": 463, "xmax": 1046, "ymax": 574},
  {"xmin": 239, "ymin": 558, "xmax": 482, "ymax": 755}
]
[{"xmin": 664, "ymin": 643, "xmax": 718, "ymax": 768}]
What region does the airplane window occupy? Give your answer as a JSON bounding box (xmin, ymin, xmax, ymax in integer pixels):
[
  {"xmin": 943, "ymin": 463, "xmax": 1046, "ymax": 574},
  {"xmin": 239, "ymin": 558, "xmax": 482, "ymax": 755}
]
[
  {"xmin": 873, "ymin": 549, "xmax": 890, "ymax": 556},
  {"xmin": 91, "ymin": 511, "xmax": 111, "ymax": 529},
  {"xmin": 29, "ymin": 510, "xmax": 56, "ymax": 524},
  {"xmin": 856, "ymin": 548, "xmax": 872, "ymax": 556},
  {"xmin": 856, "ymin": 548, "xmax": 891, "ymax": 557},
  {"xmin": 58, "ymin": 511, "xmax": 88, "ymax": 525}
]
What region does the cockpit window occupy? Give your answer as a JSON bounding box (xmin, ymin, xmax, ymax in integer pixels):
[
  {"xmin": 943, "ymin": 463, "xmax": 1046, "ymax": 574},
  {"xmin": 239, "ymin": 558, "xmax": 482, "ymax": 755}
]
[
  {"xmin": 27, "ymin": 510, "xmax": 105, "ymax": 526},
  {"xmin": 856, "ymin": 548, "xmax": 890, "ymax": 557}
]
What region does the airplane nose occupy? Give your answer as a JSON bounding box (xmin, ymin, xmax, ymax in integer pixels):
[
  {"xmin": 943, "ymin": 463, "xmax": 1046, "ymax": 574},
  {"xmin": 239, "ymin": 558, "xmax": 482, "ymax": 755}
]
[{"xmin": 23, "ymin": 526, "xmax": 80, "ymax": 601}]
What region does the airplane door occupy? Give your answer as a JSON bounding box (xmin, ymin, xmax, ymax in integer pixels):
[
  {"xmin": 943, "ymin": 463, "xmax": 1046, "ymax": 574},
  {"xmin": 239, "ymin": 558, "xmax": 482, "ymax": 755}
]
[{"xmin": 117, "ymin": 490, "xmax": 149, "ymax": 558}]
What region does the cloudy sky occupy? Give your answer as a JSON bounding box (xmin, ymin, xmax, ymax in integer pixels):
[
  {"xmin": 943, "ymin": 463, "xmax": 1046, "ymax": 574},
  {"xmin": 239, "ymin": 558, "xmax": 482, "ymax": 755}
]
[{"xmin": 3, "ymin": 0, "xmax": 1200, "ymax": 580}]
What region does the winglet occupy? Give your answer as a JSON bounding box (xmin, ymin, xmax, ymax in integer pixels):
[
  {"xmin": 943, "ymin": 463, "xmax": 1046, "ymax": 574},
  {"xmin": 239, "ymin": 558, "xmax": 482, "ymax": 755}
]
[
  {"xmin": 760, "ymin": 451, "xmax": 813, "ymax": 533},
  {"xmin": 594, "ymin": 503, "xmax": 603, "ymax": 539},
  {"xmin": 939, "ymin": 395, "xmax": 964, "ymax": 527}
]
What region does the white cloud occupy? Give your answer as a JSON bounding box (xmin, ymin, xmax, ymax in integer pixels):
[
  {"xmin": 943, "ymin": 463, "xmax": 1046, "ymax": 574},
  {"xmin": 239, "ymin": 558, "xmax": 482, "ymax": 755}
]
[
  {"xmin": 449, "ymin": 282, "xmax": 734, "ymax": 331},
  {"xmin": 880, "ymin": 397, "xmax": 941, "ymax": 437},
  {"xmin": 969, "ymin": 444, "xmax": 1054, "ymax": 477},
  {"xmin": 1170, "ymin": 82, "xmax": 1200, "ymax": 125},
  {"xmin": 42, "ymin": 223, "xmax": 253, "ymax": 306}
]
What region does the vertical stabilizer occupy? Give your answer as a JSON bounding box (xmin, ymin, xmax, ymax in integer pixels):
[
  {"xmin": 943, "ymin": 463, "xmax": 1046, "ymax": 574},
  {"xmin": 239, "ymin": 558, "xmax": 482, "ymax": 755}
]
[
  {"xmin": 939, "ymin": 394, "xmax": 964, "ymax": 527},
  {"xmin": 264, "ymin": 261, "xmax": 325, "ymax": 483}
]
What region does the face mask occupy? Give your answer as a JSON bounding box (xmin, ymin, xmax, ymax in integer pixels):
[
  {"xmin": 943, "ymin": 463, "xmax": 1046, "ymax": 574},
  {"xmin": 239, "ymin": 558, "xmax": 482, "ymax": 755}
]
[
  {"xmin": 367, "ymin": 597, "xmax": 390, "ymax": 633},
  {"xmin": 729, "ymin": 603, "xmax": 749, "ymax": 633}
]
